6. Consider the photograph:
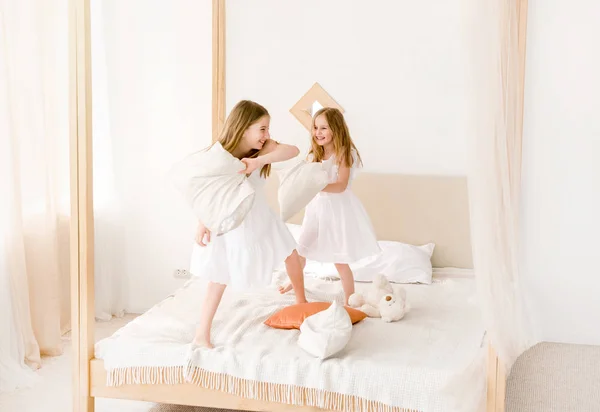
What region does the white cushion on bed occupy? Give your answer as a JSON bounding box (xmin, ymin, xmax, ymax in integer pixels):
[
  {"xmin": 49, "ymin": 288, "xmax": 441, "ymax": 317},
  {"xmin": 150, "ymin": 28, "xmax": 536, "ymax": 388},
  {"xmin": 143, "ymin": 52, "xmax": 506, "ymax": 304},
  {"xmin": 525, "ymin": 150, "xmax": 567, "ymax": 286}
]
[
  {"xmin": 286, "ymin": 223, "xmax": 435, "ymax": 284},
  {"xmin": 277, "ymin": 160, "xmax": 331, "ymax": 222},
  {"xmin": 352, "ymin": 241, "xmax": 435, "ymax": 284},
  {"xmin": 168, "ymin": 142, "xmax": 255, "ymax": 235},
  {"xmin": 297, "ymin": 301, "xmax": 353, "ymax": 359}
]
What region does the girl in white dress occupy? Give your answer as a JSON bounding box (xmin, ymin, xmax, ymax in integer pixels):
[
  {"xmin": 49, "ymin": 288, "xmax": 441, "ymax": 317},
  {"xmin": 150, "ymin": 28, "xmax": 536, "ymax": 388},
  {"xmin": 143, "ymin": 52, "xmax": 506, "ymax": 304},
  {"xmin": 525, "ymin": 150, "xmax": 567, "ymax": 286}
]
[
  {"xmin": 280, "ymin": 108, "xmax": 381, "ymax": 304},
  {"xmin": 190, "ymin": 100, "xmax": 307, "ymax": 348}
]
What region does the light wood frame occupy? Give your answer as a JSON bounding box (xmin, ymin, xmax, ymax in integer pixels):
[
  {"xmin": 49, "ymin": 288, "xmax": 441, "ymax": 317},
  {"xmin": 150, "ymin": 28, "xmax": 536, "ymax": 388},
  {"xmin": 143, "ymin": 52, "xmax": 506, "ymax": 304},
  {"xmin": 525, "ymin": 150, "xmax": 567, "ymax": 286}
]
[
  {"xmin": 212, "ymin": 0, "xmax": 226, "ymax": 142},
  {"xmin": 70, "ymin": 0, "xmax": 94, "ymax": 410},
  {"xmin": 69, "ymin": 0, "xmax": 528, "ymax": 411},
  {"xmin": 289, "ymin": 82, "xmax": 345, "ymax": 131}
]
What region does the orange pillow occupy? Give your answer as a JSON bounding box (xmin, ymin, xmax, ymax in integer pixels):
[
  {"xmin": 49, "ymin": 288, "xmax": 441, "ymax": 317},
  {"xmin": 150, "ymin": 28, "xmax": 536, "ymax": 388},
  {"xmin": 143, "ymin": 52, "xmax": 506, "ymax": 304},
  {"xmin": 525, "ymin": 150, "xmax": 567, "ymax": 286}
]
[{"xmin": 264, "ymin": 302, "xmax": 367, "ymax": 330}]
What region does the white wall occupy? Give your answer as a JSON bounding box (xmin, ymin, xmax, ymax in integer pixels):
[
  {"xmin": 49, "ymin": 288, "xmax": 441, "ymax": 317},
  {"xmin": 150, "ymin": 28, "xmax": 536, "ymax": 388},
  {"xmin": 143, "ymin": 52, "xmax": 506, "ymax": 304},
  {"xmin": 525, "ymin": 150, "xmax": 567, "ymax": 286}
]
[
  {"xmin": 96, "ymin": 0, "xmax": 213, "ymax": 313},
  {"xmin": 90, "ymin": 1, "xmax": 473, "ymax": 314},
  {"xmin": 520, "ymin": 0, "xmax": 600, "ymax": 344},
  {"xmin": 226, "ymin": 0, "xmax": 470, "ymax": 176},
  {"xmin": 227, "ymin": 0, "xmax": 600, "ymax": 345}
]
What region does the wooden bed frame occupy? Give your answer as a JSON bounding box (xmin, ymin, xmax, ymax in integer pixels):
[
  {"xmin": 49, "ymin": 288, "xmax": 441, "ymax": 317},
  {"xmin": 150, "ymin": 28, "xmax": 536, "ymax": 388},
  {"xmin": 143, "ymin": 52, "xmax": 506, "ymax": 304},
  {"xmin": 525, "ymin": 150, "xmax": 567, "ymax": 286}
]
[{"xmin": 69, "ymin": 0, "xmax": 528, "ymax": 411}]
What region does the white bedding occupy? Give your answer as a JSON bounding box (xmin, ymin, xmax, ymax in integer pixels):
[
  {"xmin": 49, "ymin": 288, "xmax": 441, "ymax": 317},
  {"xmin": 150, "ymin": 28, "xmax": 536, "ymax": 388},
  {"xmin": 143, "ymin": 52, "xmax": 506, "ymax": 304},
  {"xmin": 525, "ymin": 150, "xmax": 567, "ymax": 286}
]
[{"xmin": 95, "ymin": 273, "xmax": 487, "ymax": 412}]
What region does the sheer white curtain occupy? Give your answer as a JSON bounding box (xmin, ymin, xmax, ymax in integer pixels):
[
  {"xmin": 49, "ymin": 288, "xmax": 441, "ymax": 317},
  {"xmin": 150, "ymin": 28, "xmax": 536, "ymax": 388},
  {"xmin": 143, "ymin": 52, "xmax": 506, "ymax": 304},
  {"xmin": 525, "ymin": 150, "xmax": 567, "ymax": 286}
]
[
  {"xmin": 88, "ymin": 0, "xmax": 210, "ymax": 314},
  {"xmin": 0, "ymin": 0, "xmax": 69, "ymax": 392},
  {"xmin": 0, "ymin": 125, "xmax": 39, "ymax": 390},
  {"xmin": 89, "ymin": 0, "xmax": 201, "ymax": 318},
  {"xmin": 91, "ymin": 0, "xmax": 126, "ymax": 321},
  {"xmin": 465, "ymin": 0, "xmax": 534, "ymax": 372}
]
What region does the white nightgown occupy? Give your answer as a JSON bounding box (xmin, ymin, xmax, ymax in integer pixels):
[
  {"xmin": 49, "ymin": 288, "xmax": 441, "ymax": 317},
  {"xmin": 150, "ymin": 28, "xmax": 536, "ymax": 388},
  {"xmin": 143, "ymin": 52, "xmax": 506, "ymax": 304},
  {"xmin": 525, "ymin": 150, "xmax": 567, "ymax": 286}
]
[
  {"xmin": 189, "ymin": 170, "xmax": 296, "ymax": 290},
  {"xmin": 297, "ymin": 152, "xmax": 381, "ymax": 264}
]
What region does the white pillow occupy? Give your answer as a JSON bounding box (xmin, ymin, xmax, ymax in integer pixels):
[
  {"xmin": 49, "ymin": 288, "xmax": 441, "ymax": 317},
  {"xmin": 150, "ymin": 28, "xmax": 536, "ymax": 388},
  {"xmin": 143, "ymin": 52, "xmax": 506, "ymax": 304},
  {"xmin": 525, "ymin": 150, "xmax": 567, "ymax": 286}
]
[
  {"xmin": 168, "ymin": 142, "xmax": 255, "ymax": 235},
  {"xmin": 297, "ymin": 301, "xmax": 352, "ymax": 359},
  {"xmin": 286, "ymin": 224, "xmax": 435, "ymax": 284},
  {"xmin": 352, "ymin": 241, "xmax": 435, "ymax": 284},
  {"xmin": 277, "ymin": 160, "xmax": 331, "ymax": 222}
]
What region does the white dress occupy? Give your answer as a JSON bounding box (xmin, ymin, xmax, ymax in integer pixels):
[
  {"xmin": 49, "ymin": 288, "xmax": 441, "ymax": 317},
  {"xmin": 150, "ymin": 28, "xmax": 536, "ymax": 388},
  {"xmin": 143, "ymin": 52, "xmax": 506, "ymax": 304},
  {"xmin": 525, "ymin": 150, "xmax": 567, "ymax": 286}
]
[
  {"xmin": 297, "ymin": 153, "xmax": 381, "ymax": 264},
  {"xmin": 189, "ymin": 170, "xmax": 296, "ymax": 290}
]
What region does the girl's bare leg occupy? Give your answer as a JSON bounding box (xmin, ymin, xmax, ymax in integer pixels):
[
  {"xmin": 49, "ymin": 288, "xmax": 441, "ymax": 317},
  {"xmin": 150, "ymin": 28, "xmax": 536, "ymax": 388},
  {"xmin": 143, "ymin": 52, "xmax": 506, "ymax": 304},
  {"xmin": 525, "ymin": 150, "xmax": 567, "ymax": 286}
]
[
  {"xmin": 334, "ymin": 263, "xmax": 355, "ymax": 305},
  {"xmin": 193, "ymin": 281, "xmax": 227, "ymax": 348},
  {"xmin": 279, "ymin": 250, "xmax": 307, "ymax": 303},
  {"xmin": 279, "ymin": 254, "xmax": 306, "ymax": 295}
]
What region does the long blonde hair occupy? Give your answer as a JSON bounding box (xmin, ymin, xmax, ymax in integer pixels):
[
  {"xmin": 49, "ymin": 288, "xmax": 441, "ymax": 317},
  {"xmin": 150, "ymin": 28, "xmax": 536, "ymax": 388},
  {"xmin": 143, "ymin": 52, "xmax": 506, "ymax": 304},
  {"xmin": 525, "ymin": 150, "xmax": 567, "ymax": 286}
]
[
  {"xmin": 217, "ymin": 100, "xmax": 272, "ymax": 178},
  {"xmin": 307, "ymin": 107, "xmax": 362, "ymax": 168}
]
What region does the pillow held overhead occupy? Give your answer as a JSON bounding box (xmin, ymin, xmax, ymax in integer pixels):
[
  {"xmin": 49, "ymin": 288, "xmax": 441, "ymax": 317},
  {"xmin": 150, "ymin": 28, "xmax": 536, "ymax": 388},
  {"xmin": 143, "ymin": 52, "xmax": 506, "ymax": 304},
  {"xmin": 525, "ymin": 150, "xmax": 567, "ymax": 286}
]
[
  {"xmin": 277, "ymin": 160, "xmax": 332, "ymax": 222},
  {"xmin": 168, "ymin": 142, "xmax": 255, "ymax": 236}
]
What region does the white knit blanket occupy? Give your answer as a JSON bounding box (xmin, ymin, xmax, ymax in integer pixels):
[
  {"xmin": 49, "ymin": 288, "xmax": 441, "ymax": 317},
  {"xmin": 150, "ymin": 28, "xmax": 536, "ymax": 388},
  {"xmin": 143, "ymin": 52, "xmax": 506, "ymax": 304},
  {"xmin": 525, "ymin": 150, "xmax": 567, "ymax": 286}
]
[{"xmin": 95, "ymin": 274, "xmax": 487, "ymax": 412}]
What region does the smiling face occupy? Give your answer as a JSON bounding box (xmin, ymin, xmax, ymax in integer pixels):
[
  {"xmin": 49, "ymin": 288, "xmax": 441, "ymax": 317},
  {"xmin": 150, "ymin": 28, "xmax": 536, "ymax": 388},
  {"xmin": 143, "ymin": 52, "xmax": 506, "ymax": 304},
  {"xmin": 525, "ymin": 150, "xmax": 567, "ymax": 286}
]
[
  {"xmin": 307, "ymin": 107, "xmax": 362, "ymax": 168},
  {"xmin": 219, "ymin": 100, "xmax": 270, "ymax": 158},
  {"xmin": 242, "ymin": 115, "xmax": 271, "ymax": 151},
  {"xmin": 312, "ymin": 114, "xmax": 333, "ymax": 148}
]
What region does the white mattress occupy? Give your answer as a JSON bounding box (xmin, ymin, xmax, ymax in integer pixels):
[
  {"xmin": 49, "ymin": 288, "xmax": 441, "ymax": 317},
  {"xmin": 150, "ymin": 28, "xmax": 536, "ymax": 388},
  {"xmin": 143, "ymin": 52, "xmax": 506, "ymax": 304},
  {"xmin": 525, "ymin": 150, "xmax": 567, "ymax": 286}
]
[{"xmin": 95, "ymin": 272, "xmax": 487, "ymax": 412}]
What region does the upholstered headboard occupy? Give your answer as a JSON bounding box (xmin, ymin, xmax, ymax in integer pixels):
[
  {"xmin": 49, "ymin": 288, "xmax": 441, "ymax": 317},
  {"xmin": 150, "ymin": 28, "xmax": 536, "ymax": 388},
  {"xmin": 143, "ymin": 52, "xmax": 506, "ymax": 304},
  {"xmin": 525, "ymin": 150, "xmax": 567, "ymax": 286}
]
[{"xmin": 265, "ymin": 172, "xmax": 473, "ymax": 269}]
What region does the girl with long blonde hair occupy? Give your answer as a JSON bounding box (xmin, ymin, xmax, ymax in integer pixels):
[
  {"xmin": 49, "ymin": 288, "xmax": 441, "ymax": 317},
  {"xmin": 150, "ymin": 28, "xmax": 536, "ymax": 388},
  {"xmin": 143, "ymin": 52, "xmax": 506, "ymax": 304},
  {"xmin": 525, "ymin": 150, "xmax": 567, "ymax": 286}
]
[
  {"xmin": 280, "ymin": 108, "xmax": 380, "ymax": 304},
  {"xmin": 190, "ymin": 100, "xmax": 307, "ymax": 348}
]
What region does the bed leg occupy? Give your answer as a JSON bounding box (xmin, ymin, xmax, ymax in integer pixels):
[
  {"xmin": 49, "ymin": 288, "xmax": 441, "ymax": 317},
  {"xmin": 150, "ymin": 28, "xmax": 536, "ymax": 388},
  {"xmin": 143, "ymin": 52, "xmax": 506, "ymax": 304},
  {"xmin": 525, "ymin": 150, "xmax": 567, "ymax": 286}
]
[
  {"xmin": 487, "ymin": 345, "xmax": 497, "ymax": 412},
  {"xmin": 487, "ymin": 345, "xmax": 506, "ymax": 412},
  {"xmin": 75, "ymin": 396, "xmax": 94, "ymax": 412},
  {"xmin": 496, "ymin": 359, "xmax": 506, "ymax": 412}
]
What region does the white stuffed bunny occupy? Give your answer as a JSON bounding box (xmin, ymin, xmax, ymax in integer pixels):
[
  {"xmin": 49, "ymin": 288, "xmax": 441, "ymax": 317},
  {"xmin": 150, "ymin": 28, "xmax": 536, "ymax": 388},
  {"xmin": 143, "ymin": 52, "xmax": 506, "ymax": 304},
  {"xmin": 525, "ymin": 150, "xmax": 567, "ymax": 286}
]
[{"xmin": 348, "ymin": 274, "xmax": 409, "ymax": 322}]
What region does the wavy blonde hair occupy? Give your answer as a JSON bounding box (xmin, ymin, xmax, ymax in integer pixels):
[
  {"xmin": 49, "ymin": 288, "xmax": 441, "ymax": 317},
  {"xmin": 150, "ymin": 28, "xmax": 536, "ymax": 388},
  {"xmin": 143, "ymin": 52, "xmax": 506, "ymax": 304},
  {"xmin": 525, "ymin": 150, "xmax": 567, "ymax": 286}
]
[
  {"xmin": 307, "ymin": 107, "xmax": 362, "ymax": 168},
  {"xmin": 216, "ymin": 100, "xmax": 272, "ymax": 178}
]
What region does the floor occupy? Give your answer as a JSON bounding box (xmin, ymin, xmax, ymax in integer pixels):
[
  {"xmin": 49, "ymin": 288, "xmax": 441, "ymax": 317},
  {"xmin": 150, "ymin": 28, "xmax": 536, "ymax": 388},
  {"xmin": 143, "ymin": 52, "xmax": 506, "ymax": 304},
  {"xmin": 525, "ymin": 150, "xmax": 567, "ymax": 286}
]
[{"xmin": 0, "ymin": 315, "xmax": 237, "ymax": 412}]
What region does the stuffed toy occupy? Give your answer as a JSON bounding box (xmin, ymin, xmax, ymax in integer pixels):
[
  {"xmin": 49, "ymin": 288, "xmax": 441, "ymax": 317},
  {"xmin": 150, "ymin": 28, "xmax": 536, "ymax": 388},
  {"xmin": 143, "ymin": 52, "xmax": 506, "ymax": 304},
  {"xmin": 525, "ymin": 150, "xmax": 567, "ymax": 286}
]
[{"xmin": 348, "ymin": 274, "xmax": 409, "ymax": 322}]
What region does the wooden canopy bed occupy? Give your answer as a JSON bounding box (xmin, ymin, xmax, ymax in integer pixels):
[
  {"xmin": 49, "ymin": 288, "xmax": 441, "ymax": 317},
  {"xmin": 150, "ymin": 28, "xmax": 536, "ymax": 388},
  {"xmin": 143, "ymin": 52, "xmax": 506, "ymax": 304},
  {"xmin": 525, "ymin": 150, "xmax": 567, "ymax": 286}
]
[{"xmin": 69, "ymin": 1, "xmax": 528, "ymax": 411}]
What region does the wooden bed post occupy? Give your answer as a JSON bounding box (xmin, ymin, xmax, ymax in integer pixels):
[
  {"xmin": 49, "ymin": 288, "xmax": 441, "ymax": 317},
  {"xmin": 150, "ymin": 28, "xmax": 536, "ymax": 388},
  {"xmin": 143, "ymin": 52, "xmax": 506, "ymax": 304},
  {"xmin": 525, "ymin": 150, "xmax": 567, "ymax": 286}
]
[
  {"xmin": 487, "ymin": 1, "xmax": 528, "ymax": 411},
  {"xmin": 212, "ymin": 0, "xmax": 226, "ymax": 142},
  {"xmin": 70, "ymin": 0, "xmax": 95, "ymax": 410},
  {"xmin": 487, "ymin": 345, "xmax": 507, "ymax": 412}
]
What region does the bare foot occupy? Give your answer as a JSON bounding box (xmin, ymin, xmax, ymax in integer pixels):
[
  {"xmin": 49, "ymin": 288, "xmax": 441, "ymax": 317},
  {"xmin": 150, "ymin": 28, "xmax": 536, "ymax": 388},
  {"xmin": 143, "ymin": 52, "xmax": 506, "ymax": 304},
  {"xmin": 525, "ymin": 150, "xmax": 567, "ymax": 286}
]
[
  {"xmin": 192, "ymin": 336, "xmax": 214, "ymax": 349},
  {"xmin": 278, "ymin": 284, "xmax": 306, "ymax": 304},
  {"xmin": 278, "ymin": 283, "xmax": 293, "ymax": 294}
]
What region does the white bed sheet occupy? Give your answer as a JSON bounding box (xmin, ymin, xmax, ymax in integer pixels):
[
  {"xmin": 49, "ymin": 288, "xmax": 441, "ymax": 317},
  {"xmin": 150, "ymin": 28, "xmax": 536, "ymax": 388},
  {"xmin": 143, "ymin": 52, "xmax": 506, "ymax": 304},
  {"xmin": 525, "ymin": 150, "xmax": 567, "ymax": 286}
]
[{"xmin": 95, "ymin": 272, "xmax": 486, "ymax": 412}]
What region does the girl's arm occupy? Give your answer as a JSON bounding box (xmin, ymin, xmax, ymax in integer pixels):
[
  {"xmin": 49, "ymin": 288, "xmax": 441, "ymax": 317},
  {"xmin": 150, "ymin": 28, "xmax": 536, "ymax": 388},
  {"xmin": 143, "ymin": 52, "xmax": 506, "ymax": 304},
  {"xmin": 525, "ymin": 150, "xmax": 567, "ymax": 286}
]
[
  {"xmin": 240, "ymin": 139, "xmax": 299, "ymax": 173},
  {"xmin": 256, "ymin": 139, "xmax": 300, "ymax": 164},
  {"xmin": 322, "ymin": 163, "xmax": 351, "ymax": 193}
]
